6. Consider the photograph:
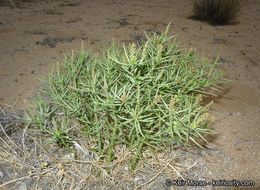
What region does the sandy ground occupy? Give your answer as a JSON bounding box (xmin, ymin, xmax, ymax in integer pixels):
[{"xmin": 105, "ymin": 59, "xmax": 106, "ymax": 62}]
[{"xmin": 0, "ymin": 0, "xmax": 259, "ymax": 189}]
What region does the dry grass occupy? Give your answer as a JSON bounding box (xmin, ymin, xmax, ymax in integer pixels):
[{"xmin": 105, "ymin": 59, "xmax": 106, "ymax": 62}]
[
  {"xmin": 0, "ymin": 116, "xmax": 207, "ymax": 190},
  {"xmin": 190, "ymin": 0, "xmax": 244, "ymax": 25}
]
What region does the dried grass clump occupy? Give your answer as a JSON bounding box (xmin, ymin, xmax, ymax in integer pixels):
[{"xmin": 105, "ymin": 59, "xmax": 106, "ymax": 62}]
[
  {"xmin": 0, "ymin": 122, "xmax": 204, "ymax": 189},
  {"xmin": 191, "ymin": 0, "xmax": 244, "ymax": 25}
]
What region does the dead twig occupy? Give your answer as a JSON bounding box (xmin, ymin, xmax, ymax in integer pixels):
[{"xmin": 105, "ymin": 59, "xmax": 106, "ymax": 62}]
[
  {"xmin": 0, "ymin": 170, "xmax": 50, "ymax": 188},
  {"xmin": 135, "ymin": 157, "xmax": 175, "ymax": 189},
  {"xmin": 0, "ymin": 123, "xmax": 31, "ymax": 158},
  {"xmin": 31, "ymin": 136, "xmax": 61, "ymax": 164}
]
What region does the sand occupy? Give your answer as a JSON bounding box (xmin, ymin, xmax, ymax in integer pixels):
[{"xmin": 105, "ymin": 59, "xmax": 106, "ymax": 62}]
[{"xmin": 0, "ymin": 0, "xmax": 259, "ymax": 188}]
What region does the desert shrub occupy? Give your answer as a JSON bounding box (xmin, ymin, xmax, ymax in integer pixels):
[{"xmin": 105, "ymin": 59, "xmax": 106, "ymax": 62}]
[
  {"xmin": 191, "ymin": 0, "xmax": 244, "ymax": 25},
  {"xmin": 25, "ymin": 25, "xmax": 224, "ymax": 170}
]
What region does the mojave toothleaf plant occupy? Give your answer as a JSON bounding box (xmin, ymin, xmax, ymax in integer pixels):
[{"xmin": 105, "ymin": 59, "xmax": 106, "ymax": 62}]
[{"xmin": 25, "ymin": 24, "xmax": 225, "ymax": 170}]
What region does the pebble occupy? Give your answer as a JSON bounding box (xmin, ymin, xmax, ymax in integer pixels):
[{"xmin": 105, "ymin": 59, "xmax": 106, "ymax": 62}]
[
  {"xmin": 18, "ymin": 182, "xmax": 27, "ymax": 190},
  {"xmin": 0, "ymin": 171, "xmax": 4, "ymax": 184},
  {"xmin": 134, "ymin": 177, "xmax": 141, "ymax": 184},
  {"xmin": 62, "ymin": 153, "xmax": 75, "ymax": 161},
  {"xmin": 206, "ymin": 143, "xmax": 217, "ymax": 149},
  {"xmin": 0, "ymin": 171, "xmax": 4, "ymax": 179}
]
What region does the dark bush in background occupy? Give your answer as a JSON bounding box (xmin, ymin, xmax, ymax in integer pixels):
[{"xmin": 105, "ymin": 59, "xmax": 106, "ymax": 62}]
[{"xmin": 190, "ymin": 0, "xmax": 244, "ymax": 25}]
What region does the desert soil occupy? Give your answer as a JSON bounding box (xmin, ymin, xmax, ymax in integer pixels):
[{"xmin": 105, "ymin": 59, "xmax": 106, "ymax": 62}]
[{"xmin": 0, "ymin": 0, "xmax": 259, "ymax": 189}]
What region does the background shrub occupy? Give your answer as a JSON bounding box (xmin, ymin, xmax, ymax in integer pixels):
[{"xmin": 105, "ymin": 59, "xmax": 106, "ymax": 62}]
[{"xmin": 190, "ymin": 0, "xmax": 244, "ymax": 25}]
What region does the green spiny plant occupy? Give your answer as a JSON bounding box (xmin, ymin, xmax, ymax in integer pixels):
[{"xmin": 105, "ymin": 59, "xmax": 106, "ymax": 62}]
[{"xmin": 25, "ymin": 24, "xmax": 225, "ymax": 170}]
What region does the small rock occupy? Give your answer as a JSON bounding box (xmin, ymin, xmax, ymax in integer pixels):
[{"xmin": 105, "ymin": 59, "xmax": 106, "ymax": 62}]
[
  {"xmin": 129, "ymin": 34, "xmax": 145, "ymax": 42},
  {"xmin": 182, "ymin": 26, "xmax": 189, "ymax": 31},
  {"xmin": 41, "ymin": 162, "xmax": 49, "ymax": 168},
  {"xmin": 0, "ymin": 171, "xmax": 4, "ymax": 179},
  {"xmin": 24, "ymin": 30, "xmax": 47, "ymax": 35},
  {"xmin": 59, "ymin": 2, "xmax": 81, "ymax": 7},
  {"xmin": 62, "ymin": 153, "xmax": 75, "ymax": 161},
  {"xmin": 212, "ymin": 38, "xmax": 226, "ymax": 44},
  {"xmin": 65, "ymin": 17, "xmax": 82, "ymax": 23},
  {"xmin": 36, "ymin": 37, "xmax": 76, "ymax": 48},
  {"xmin": 115, "ymin": 18, "xmax": 129, "ymax": 26},
  {"xmin": 206, "ymin": 143, "xmax": 217, "ymax": 149},
  {"xmin": 134, "ymin": 177, "xmax": 141, "ymax": 184},
  {"xmin": 0, "ymin": 171, "xmax": 4, "ymax": 184},
  {"xmin": 217, "ymin": 57, "xmax": 226, "ymax": 63},
  {"xmin": 18, "ymin": 182, "xmax": 27, "ymax": 190}
]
